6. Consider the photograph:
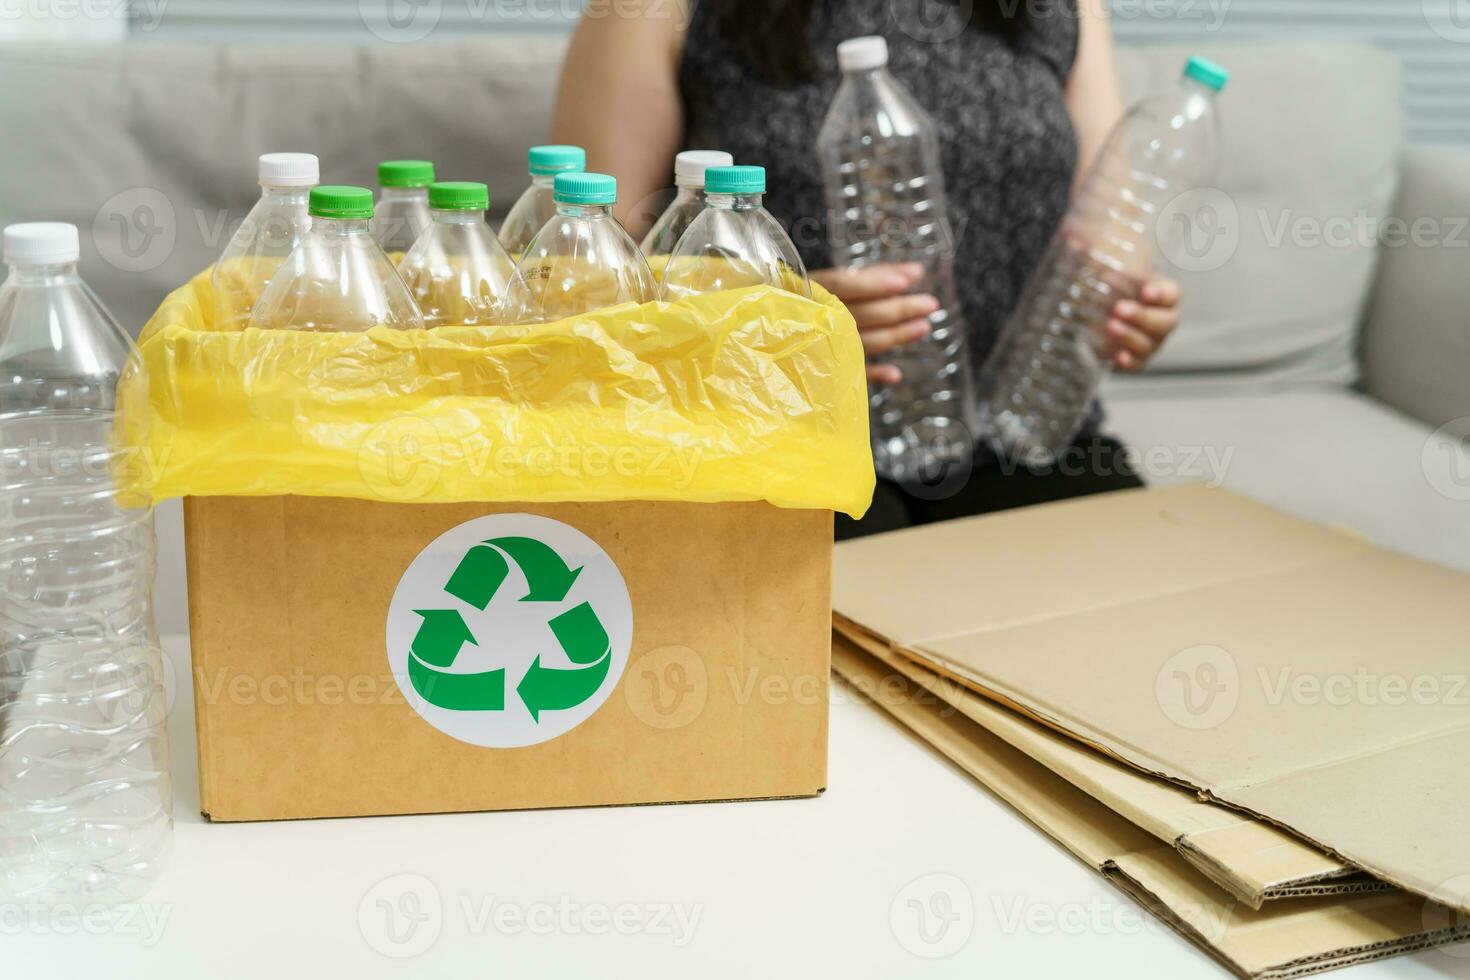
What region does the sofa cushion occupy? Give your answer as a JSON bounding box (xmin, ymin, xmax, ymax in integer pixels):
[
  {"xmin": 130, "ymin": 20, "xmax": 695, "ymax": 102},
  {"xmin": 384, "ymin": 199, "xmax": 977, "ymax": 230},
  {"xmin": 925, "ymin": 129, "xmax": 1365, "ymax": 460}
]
[
  {"xmin": 1110, "ymin": 42, "xmax": 1403, "ymax": 396},
  {"xmin": 1104, "ymin": 390, "xmax": 1470, "ymax": 571}
]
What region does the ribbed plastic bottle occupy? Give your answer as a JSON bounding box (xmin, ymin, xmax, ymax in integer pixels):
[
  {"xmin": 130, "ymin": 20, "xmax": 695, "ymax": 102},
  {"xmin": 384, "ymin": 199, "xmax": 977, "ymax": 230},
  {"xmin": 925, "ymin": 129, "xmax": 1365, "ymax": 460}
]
[
  {"xmin": 511, "ymin": 172, "xmax": 657, "ymax": 323},
  {"xmin": 399, "ymin": 181, "xmax": 518, "ymax": 327},
  {"xmin": 817, "ymin": 35, "xmax": 976, "ymax": 484},
  {"xmin": 372, "ymin": 160, "xmax": 435, "ymax": 255},
  {"xmin": 977, "ymin": 56, "xmax": 1227, "ymax": 464},
  {"xmin": 498, "ymin": 145, "xmax": 587, "ymax": 259},
  {"xmin": 0, "ymin": 222, "xmax": 172, "ymax": 905},
  {"xmin": 250, "ymin": 186, "xmax": 424, "ymax": 332},
  {"xmin": 640, "ymin": 150, "xmax": 734, "ymax": 259},
  {"xmin": 212, "ymin": 152, "xmax": 318, "ymax": 330},
  {"xmin": 659, "ymin": 166, "xmax": 810, "ymax": 299}
]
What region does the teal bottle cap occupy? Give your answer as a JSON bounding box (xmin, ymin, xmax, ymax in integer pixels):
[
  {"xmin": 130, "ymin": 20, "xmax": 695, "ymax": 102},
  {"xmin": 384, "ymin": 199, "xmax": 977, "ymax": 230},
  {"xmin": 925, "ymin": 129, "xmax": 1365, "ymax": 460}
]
[
  {"xmin": 310, "ymin": 185, "xmax": 374, "ymax": 220},
  {"xmin": 1184, "ymin": 56, "xmax": 1229, "ymax": 92},
  {"xmin": 529, "ymin": 145, "xmax": 587, "ymax": 176},
  {"xmin": 378, "ymin": 160, "xmax": 436, "ymax": 187},
  {"xmin": 705, "ymin": 165, "xmax": 766, "ymax": 196},
  {"xmin": 553, "ymin": 172, "xmax": 617, "ymax": 206},
  {"xmin": 429, "ymin": 181, "xmax": 490, "ymax": 211}
]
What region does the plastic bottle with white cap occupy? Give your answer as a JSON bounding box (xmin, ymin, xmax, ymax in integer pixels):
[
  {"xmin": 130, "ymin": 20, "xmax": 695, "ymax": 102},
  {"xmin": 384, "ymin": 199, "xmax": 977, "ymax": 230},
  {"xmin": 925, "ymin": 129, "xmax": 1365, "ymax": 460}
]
[
  {"xmin": 212, "ymin": 151, "xmax": 319, "ymax": 330},
  {"xmin": 817, "ymin": 35, "xmax": 977, "ymax": 486},
  {"xmin": 639, "ymin": 149, "xmax": 734, "ymax": 261},
  {"xmin": 0, "ymin": 222, "xmax": 173, "ymax": 906}
]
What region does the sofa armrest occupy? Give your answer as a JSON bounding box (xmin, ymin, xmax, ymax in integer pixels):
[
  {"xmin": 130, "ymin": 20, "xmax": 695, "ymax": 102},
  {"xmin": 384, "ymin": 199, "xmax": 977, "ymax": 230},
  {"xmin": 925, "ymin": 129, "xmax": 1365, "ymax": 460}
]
[{"xmin": 1362, "ymin": 144, "xmax": 1470, "ymax": 428}]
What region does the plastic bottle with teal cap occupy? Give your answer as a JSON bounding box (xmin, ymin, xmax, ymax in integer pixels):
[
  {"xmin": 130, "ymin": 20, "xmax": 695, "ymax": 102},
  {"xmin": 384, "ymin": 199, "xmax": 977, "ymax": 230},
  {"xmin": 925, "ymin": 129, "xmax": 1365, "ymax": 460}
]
[
  {"xmin": 659, "ymin": 165, "xmax": 810, "ymax": 300},
  {"xmin": 251, "ymin": 184, "xmax": 423, "ymax": 332},
  {"xmin": 509, "ymin": 171, "xmax": 655, "ymax": 323},
  {"xmin": 399, "ymin": 181, "xmax": 518, "ymax": 327},
  {"xmin": 499, "ymin": 145, "xmax": 589, "ymax": 258},
  {"xmin": 373, "ymin": 159, "xmax": 436, "ymax": 253}
]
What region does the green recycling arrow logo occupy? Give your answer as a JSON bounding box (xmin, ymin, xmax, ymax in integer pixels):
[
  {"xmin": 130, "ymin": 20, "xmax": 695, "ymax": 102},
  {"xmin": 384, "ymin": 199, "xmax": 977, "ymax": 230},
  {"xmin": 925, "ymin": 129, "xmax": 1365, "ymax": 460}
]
[{"xmin": 387, "ymin": 516, "xmax": 633, "ymax": 748}]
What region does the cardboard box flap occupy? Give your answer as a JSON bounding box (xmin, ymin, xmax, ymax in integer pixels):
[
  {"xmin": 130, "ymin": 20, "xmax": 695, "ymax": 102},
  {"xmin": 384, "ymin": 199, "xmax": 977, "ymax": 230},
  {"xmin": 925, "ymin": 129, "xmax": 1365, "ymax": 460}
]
[
  {"xmin": 833, "ymin": 485, "xmax": 1470, "ymax": 914},
  {"xmin": 832, "ymin": 635, "xmax": 1470, "ymax": 979},
  {"xmin": 837, "ymin": 622, "xmax": 1376, "ymax": 910}
]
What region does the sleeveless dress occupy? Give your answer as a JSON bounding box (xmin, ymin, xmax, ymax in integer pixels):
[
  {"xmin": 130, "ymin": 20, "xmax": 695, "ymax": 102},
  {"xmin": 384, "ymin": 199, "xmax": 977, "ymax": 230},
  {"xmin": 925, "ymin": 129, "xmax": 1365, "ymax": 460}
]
[{"xmin": 678, "ymin": 0, "xmax": 1089, "ymax": 431}]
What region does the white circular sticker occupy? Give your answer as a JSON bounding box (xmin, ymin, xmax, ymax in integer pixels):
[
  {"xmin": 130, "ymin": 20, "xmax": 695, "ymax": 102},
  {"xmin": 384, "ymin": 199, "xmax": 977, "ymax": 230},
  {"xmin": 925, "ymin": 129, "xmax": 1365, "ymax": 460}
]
[{"xmin": 385, "ymin": 514, "xmax": 633, "ymax": 748}]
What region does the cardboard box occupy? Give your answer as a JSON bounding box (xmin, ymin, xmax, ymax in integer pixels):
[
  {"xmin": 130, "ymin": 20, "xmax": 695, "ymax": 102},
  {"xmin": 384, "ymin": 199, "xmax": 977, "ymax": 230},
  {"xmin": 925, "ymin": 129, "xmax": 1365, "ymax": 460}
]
[
  {"xmin": 833, "ymin": 485, "xmax": 1470, "ymax": 916},
  {"xmin": 185, "ymin": 495, "xmax": 832, "ymax": 821},
  {"xmin": 833, "ymin": 634, "xmax": 1470, "ymax": 979},
  {"xmin": 836, "ymin": 621, "xmax": 1388, "ymax": 909}
]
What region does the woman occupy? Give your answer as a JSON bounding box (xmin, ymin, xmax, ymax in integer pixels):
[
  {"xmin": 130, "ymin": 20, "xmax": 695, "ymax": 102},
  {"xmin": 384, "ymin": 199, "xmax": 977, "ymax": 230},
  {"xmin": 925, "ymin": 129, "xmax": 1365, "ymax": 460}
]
[{"xmin": 550, "ymin": 0, "xmax": 1181, "ymax": 537}]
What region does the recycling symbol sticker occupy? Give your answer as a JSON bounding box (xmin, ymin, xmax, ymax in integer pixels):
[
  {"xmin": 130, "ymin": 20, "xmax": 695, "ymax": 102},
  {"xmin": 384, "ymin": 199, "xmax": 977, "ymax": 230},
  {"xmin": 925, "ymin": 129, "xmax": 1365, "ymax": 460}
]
[{"xmin": 385, "ymin": 514, "xmax": 633, "ymax": 748}]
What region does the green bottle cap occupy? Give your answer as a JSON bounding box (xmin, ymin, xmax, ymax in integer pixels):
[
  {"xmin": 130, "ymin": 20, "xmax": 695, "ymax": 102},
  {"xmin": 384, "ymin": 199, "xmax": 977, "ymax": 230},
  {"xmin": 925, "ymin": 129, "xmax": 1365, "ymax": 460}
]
[
  {"xmin": 705, "ymin": 165, "xmax": 766, "ymax": 196},
  {"xmin": 1184, "ymin": 56, "xmax": 1229, "ymax": 92},
  {"xmin": 528, "ymin": 145, "xmax": 587, "ymax": 176},
  {"xmin": 429, "ymin": 181, "xmax": 490, "ymax": 211},
  {"xmin": 553, "ymin": 172, "xmax": 617, "ymax": 206},
  {"xmin": 378, "ymin": 160, "xmax": 436, "ymax": 187},
  {"xmin": 309, "ymin": 185, "xmax": 374, "ymax": 220}
]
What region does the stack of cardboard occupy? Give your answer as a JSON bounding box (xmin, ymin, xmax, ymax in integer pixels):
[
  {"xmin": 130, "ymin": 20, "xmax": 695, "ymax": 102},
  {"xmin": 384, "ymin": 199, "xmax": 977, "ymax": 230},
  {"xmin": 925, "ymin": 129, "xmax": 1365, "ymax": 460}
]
[{"xmin": 832, "ymin": 485, "xmax": 1470, "ymax": 977}]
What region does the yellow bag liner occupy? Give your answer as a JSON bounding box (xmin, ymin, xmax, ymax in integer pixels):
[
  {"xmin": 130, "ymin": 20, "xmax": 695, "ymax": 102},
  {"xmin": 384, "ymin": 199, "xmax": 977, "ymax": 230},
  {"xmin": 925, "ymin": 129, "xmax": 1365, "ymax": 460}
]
[{"xmin": 116, "ymin": 269, "xmax": 874, "ymax": 518}]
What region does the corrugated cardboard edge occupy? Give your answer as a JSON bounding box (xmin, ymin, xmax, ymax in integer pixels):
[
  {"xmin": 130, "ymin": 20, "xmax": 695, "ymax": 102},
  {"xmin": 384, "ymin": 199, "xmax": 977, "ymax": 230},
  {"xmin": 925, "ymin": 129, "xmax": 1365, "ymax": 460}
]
[
  {"xmin": 181, "ymin": 497, "xmax": 213, "ymax": 820},
  {"xmin": 833, "ymin": 614, "xmax": 1377, "ymax": 910},
  {"xmin": 832, "ymin": 635, "xmax": 1470, "ymax": 979}
]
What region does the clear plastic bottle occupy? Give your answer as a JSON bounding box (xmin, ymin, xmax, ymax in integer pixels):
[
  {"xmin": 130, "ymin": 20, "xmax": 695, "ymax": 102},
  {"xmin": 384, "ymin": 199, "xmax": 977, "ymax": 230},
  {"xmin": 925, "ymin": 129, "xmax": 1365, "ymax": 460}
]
[
  {"xmin": 511, "ymin": 172, "xmax": 657, "ymax": 323},
  {"xmin": 0, "ymin": 222, "xmax": 172, "ymax": 905},
  {"xmin": 640, "ymin": 150, "xmax": 734, "ymax": 259},
  {"xmin": 978, "ymin": 56, "xmax": 1228, "ymax": 464},
  {"xmin": 399, "ymin": 181, "xmax": 517, "ymax": 327},
  {"xmin": 250, "ymin": 186, "xmax": 424, "ymax": 332},
  {"xmin": 659, "ymin": 166, "xmax": 811, "ymax": 300},
  {"xmin": 498, "ymin": 145, "xmax": 587, "ymax": 260},
  {"xmin": 817, "ymin": 35, "xmax": 976, "ymax": 484},
  {"xmin": 372, "ymin": 160, "xmax": 435, "ymax": 255},
  {"xmin": 211, "ymin": 152, "xmax": 318, "ymax": 331}
]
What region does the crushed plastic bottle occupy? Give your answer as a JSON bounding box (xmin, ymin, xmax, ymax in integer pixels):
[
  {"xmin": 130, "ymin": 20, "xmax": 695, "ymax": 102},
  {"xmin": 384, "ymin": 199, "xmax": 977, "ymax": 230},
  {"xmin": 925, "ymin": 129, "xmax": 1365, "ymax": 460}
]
[
  {"xmin": 250, "ymin": 185, "xmax": 424, "ymax": 332},
  {"xmin": 978, "ymin": 56, "xmax": 1227, "ymax": 464},
  {"xmin": 511, "ymin": 172, "xmax": 656, "ymax": 323},
  {"xmin": 498, "ymin": 145, "xmax": 587, "ymax": 260},
  {"xmin": 399, "ymin": 181, "xmax": 518, "ymax": 327},
  {"xmin": 0, "ymin": 222, "xmax": 172, "ymax": 906},
  {"xmin": 659, "ymin": 166, "xmax": 810, "ymax": 299},
  {"xmin": 372, "ymin": 159, "xmax": 435, "ymax": 254},
  {"xmin": 211, "ymin": 152, "xmax": 318, "ymax": 330},
  {"xmin": 818, "ymin": 35, "xmax": 976, "ymax": 484},
  {"xmin": 640, "ymin": 149, "xmax": 734, "ymax": 259}
]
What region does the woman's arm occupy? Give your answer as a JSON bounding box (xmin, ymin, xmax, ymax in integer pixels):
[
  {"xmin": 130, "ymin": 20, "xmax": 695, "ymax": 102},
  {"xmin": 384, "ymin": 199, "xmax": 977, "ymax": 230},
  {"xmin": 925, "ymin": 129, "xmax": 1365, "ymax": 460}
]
[
  {"xmin": 1066, "ymin": 0, "xmax": 1179, "ymax": 371},
  {"xmin": 549, "ymin": 0, "xmax": 689, "ymax": 237}
]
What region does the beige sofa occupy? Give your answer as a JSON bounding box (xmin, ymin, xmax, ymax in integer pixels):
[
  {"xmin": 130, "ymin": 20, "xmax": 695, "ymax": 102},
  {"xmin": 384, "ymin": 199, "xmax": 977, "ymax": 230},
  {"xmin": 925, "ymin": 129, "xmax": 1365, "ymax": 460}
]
[{"xmin": 0, "ymin": 36, "xmax": 1464, "ymax": 633}]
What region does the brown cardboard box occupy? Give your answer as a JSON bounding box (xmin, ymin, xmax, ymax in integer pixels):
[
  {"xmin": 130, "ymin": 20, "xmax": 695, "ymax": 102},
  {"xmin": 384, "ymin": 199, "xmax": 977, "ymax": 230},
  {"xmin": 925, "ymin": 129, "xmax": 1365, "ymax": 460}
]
[
  {"xmin": 833, "ymin": 485, "xmax": 1470, "ymax": 917},
  {"xmin": 184, "ymin": 495, "xmax": 832, "ymax": 821},
  {"xmin": 832, "ymin": 634, "xmax": 1470, "ymax": 979}
]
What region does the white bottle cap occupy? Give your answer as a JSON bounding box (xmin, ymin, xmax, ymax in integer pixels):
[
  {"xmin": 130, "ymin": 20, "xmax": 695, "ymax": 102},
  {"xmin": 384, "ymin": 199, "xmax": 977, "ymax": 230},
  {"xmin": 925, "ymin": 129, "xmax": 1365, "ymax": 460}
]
[
  {"xmin": 4, "ymin": 222, "xmax": 80, "ymax": 266},
  {"xmin": 258, "ymin": 152, "xmax": 320, "ymax": 187},
  {"xmin": 837, "ymin": 36, "xmax": 889, "ymax": 72},
  {"xmin": 674, "ymin": 150, "xmax": 735, "ymax": 187}
]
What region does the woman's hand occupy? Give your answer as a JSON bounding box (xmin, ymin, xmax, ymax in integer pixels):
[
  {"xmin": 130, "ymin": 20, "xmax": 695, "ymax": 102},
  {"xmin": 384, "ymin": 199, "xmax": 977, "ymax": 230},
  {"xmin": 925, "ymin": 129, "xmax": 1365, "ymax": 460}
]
[
  {"xmin": 810, "ymin": 263, "xmax": 937, "ymax": 384},
  {"xmin": 1107, "ymin": 278, "xmax": 1180, "ymax": 372}
]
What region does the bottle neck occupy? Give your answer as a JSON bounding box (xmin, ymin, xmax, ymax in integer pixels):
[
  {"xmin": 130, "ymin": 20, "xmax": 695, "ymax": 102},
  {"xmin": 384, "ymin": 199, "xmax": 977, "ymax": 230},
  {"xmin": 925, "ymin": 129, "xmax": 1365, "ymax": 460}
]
[
  {"xmin": 259, "ymin": 184, "xmax": 312, "ymax": 206},
  {"xmin": 707, "ymin": 192, "xmax": 763, "ymax": 212},
  {"xmin": 673, "ymin": 180, "xmax": 709, "ymax": 196},
  {"xmin": 555, "ymin": 202, "xmax": 614, "ymax": 219},
  {"xmin": 314, "ymin": 216, "xmax": 372, "ymax": 238},
  {"xmin": 380, "ymin": 186, "xmax": 429, "ymax": 203},
  {"xmin": 431, "ymin": 209, "xmax": 486, "ymax": 226},
  {"xmin": 1180, "ymin": 77, "xmax": 1220, "ymax": 101},
  {"xmin": 6, "ymin": 260, "xmax": 81, "ymax": 286},
  {"xmin": 530, "ymin": 173, "xmax": 558, "ymax": 188}
]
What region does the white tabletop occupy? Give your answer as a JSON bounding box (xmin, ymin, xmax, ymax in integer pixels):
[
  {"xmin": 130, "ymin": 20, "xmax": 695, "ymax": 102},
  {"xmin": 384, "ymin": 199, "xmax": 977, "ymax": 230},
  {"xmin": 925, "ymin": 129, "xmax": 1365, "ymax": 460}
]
[{"xmin": 8, "ymin": 636, "xmax": 1469, "ymax": 979}]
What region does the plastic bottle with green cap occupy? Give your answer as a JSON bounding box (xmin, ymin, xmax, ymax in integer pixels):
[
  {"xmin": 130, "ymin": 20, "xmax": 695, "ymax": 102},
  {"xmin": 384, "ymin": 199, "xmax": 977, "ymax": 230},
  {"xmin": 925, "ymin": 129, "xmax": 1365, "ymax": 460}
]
[
  {"xmin": 977, "ymin": 55, "xmax": 1228, "ymax": 465},
  {"xmin": 372, "ymin": 159, "xmax": 436, "ymax": 254},
  {"xmin": 658, "ymin": 165, "xmax": 810, "ymax": 300},
  {"xmin": 509, "ymin": 171, "xmax": 655, "ymax": 323},
  {"xmin": 498, "ymin": 145, "xmax": 588, "ymax": 259},
  {"xmin": 639, "ymin": 149, "xmax": 734, "ymax": 260},
  {"xmin": 399, "ymin": 181, "xmax": 517, "ymax": 327},
  {"xmin": 212, "ymin": 152, "xmax": 319, "ymax": 330},
  {"xmin": 250, "ymin": 185, "xmax": 424, "ymax": 332}
]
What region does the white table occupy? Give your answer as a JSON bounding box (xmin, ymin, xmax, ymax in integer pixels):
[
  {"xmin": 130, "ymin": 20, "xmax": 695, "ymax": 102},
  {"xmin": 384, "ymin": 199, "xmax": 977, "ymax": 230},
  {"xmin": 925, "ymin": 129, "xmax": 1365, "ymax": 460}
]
[{"xmin": 9, "ymin": 636, "xmax": 1469, "ymax": 979}]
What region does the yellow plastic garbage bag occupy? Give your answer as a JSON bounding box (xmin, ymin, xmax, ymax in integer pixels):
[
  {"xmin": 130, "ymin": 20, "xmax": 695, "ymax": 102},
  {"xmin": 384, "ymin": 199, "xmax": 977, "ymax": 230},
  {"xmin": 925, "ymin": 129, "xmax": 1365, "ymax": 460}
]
[{"xmin": 115, "ymin": 269, "xmax": 874, "ymax": 518}]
